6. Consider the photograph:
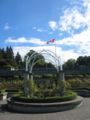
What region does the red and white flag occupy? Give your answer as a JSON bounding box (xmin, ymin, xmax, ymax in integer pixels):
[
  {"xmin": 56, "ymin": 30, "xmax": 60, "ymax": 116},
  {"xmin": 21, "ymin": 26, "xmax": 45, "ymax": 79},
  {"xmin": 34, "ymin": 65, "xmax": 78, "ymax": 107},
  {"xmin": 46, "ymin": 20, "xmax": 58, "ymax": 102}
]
[{"xmin": 47, "ymin": 39, "xmax": 56, "ymax": 44}]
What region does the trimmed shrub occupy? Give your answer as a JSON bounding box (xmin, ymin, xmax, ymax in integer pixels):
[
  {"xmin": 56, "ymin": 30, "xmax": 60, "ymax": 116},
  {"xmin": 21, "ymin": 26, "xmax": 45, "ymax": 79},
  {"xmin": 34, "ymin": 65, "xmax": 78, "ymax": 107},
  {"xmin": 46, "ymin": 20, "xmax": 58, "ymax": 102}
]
[
  {"xmin": 5, "ymin": 89, "xmax": 20, "ymax": 92},
  {"xmin": 11, "ymin": 91, "xmax": 77, "ymax": 103}
]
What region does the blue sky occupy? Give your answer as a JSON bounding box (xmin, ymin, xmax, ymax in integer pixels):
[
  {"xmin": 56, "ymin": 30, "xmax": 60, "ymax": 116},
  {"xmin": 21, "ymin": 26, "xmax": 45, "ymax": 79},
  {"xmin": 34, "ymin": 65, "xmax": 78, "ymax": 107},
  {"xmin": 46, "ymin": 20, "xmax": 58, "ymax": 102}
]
[{"xmin": 0, "ymin": 0, "xmax": 90, "ymax": 61}]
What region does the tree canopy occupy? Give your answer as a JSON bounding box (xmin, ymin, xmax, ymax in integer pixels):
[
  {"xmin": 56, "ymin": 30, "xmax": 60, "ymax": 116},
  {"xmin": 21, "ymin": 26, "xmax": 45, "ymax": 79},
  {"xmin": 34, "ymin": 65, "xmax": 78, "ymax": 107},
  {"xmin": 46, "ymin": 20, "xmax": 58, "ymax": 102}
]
[
  {"xmin": 0, "ymin": 46, "xmax": 90, "ymax": 70},
  {"xmin": 0, "ymin": 47, "xmax": 22, "ymax": 69},
  {"xmin": 63, "ymin": 56, "xmax": 90, "ymax": 70}
]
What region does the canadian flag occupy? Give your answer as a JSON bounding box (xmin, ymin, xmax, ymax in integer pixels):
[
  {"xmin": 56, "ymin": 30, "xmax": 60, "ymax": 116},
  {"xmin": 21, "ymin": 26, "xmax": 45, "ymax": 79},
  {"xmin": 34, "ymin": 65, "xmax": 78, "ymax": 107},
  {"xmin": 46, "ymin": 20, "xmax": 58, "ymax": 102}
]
[{"xmin": 47, "ymin": 39, "xmax": 56, "ymax": 44}]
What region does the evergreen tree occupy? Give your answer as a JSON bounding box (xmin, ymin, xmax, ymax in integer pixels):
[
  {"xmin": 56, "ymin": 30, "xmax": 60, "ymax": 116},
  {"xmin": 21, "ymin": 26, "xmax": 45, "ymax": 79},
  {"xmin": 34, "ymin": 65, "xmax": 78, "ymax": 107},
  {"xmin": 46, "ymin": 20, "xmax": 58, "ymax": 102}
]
[
  {"xmin": 0, "ymin": 48, "xmax": 8, "ymax": 68},
  {"xmin": 5, "ymin": 46, "xmax": 16, "ymax": 68},
  {"xmin": 0, "ymin": 48, "xmax": 3, "ymax": 59},
  {"xmin": 6, "ymin": 46, "xmax": 14, "ymax": 60},
  {"xmin": 15, "ymin": 52, "xmax": 22, "ymax": 69}
]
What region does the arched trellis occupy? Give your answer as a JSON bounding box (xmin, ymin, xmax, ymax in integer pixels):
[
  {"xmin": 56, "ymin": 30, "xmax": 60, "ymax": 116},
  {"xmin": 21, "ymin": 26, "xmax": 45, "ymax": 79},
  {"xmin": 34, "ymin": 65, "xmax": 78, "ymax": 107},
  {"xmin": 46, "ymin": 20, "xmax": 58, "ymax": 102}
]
[
  {"xmin": 25, "ymin": 49, "xmax": 62, "ymax": 73},
  {"xmin": 24, "ymin": 49, "xmax": 65, "ymax": 97}
]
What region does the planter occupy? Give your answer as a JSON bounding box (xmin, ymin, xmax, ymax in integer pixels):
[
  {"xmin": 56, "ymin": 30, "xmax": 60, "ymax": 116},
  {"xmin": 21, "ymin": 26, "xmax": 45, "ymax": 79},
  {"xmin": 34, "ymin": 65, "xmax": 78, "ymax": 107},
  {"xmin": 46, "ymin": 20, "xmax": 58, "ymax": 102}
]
[{"xmin": 7, "ymin": 96, "xmax": 83, "ymax": 113}]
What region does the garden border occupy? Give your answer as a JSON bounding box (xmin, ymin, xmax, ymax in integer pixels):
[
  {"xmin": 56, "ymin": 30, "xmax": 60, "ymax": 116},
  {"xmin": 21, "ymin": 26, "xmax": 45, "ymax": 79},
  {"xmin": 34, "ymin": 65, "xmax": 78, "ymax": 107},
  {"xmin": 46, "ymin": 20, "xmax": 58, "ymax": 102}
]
[{"xmin": 7, "ymin": 96, "xmax": 83, "ymax": 113}]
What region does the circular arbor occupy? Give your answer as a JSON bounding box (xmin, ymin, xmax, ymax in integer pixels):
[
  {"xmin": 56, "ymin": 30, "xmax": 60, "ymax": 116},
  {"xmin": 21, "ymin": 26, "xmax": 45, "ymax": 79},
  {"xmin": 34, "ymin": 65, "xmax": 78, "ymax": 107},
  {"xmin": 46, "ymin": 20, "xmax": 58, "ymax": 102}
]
[
  {"xmin": 7, "ymin": 49, "xmax": 83, "ymax": 113},
  {"xmin": 23, "ymin": 49, "xmax": 65, "ymax": 97}
]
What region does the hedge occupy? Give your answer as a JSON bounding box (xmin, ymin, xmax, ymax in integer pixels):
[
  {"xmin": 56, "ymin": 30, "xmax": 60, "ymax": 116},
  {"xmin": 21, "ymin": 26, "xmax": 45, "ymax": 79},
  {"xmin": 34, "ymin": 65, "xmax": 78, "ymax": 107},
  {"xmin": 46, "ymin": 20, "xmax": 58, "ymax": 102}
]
[
  {"xmin": 11, "ymin": 91, "xmax": 77, "ymax": 103},
  {"xmin": 5, "ymin": 89, "xmax": 20, "ymax": 93}
]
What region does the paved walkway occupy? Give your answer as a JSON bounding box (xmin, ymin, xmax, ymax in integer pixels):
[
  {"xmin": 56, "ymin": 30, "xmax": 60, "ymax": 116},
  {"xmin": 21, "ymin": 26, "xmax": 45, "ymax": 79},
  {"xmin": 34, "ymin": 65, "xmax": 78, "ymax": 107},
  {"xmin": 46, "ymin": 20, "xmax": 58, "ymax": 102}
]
[{"xmin": 0, "ymin": 98, "xmax": 90, "ymax": 120}]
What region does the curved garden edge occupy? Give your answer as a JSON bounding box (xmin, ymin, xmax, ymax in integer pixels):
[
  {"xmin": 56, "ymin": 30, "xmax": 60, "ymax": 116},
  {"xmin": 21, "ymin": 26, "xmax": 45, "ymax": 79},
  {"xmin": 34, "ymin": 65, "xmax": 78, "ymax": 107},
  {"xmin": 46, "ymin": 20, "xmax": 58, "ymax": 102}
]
[{"xmin": 7, "ymin": 96, "xmax": 83, "ymax": 113}]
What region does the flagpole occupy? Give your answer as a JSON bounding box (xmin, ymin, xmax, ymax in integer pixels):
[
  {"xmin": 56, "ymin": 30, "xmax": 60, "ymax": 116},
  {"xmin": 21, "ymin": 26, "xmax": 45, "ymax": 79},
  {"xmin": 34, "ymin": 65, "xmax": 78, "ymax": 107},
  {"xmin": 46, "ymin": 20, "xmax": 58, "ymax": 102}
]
[
  {"xmin": 55, "ymin": 40, "xmax": 57, "ymax": 57},
  {"xmin": 46, "ymin": 38, "xmax": 56, "ymax": 56},
  {"xmin": 54, "ymin": 39, "xmax": 58, "ymax": 71}
]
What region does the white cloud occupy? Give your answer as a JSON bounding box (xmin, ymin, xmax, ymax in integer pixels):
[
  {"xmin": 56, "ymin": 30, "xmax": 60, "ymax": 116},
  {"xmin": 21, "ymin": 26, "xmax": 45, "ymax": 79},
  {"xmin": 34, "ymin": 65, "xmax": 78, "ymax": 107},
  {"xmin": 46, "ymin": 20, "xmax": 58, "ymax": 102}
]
[
  {"xmin": 5, "ymin": 37, "xmax": 46, "ymax": 45},
  {"xmin": 48, "ymin": 0, "xmax": 90, "ymax": 34},
  {"xmin": 4, "ymin": 23, "xmax": 11, "ymax": 30},
  {"xmin": 56, "ymin": 0, "xmax": 90, "ymax": 56},
  {"xmin": 36, "ymin": 29, "xmax": 44, "ymax": 32},
  {"xmin": 13, "ymin": 46, "xmax": 63, "ymax": 63},
  {"xmin": 57, "ymin": 28, "xmax": 90, "ymax": 56},
  {"xmin": 46, "ymin": 0, "xmax": 90, "ymax": 61},
  {"xmin": 7, "ymin": 27, "xmax": 90, "ymax": 62},
  {"xmin": 7, "ymin": 0, "xmax": 90, "ymax": 63},
  {"xmin": 6, "ymin": 37, "xmax": 27, "ymax": 43},
  {"xmin": 29, "ymin": 38, "xmax": 46, "ymax": 45},
  {"xmin": 59, "ymin": 9, "xmax": 86, "ymax": 32},
  {"xmin": 58, "ymin": 5, "xmax": 90, "ymax": 33},
  {"xmin": 32, "ymin": 27, "xmax": 47, "ymax": 32},
  {"xmin": 57, "ymin": 29, "xmax": 90, "ymax": 46},
  {"xmin": 48, "ymin": 21, "xmax": 58, "ymax": 31},
  {"xmin": 61, "ymin": 50, "xmax": 79, "ymax": 62},
  {"xmin": 13, "ymin": 45, "xmax": 80, "ymax": 63}
]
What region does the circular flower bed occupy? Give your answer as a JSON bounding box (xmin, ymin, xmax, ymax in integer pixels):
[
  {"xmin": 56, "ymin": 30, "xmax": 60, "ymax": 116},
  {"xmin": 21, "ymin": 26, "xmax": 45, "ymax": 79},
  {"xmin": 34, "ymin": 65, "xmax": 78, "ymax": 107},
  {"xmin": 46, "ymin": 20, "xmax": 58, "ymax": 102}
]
[
  {"xmin": 7, "ymin": 91, "xmax": 83, "ymax": 113},
  {"xmin": 10, "ymin": 91, "xmax": 77, "ymax": 103}
]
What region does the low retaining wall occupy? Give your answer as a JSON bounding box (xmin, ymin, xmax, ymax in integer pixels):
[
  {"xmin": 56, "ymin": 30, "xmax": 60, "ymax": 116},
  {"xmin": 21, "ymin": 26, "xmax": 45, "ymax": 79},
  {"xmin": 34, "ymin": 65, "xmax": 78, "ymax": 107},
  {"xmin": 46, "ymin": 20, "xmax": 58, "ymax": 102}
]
[
  {"xmin": 0, "ymin": 92, "xmax": 7, "ymax": 100},
  {"xmin": 7, "ymin": 96, "xmax": 83, "ymax": 113},
  {"xmin": 73, "ymin": 90, "xmax": 90, "ymax": 97},
  {"xmin": 5, "ymin": 89, "xmax": 20, "ymax": 98}
]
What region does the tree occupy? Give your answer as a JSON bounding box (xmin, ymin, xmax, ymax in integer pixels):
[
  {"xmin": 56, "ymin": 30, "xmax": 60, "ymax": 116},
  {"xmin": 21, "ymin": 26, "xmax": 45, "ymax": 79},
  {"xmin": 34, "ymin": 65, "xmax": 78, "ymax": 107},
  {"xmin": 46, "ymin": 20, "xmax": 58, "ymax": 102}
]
[
  {"xmin": 0, "ymin": 59, "xmax": 8, "ymax": 68},
  {"xmin": 63, "ymin": 59, "xmax": 76, "ymax": 70},
  {"xmin": 5, "ymin": 46, "xmax": 16, "ymax": 67},
  {"xmin": 0, "ymin": 48, "xmax": 6, "ymax": 59},
  {"xmin": 25, "ymin": 50, "xmax": 45, "ymax": 68},
  {"xmin": 6, "ymin": 46, "xmax": 14, "ymax": 60},
  {"xmin": 45, "ymin": 62, "xmax": 55, "ymax": 68},
  {"xmin": 76, "ymin": 56, "xmax": 90, "ymax": 66},
  {"xmin": 87, "ymin": 56, "xmax": 90, "ymax": 66},
  {"xmin": 15, "ymin": 52, "xmax": 22, "ymax": 69},
  {"xmin": 0, "ymin": 48, "xmax": 8, "ymax": 68}
]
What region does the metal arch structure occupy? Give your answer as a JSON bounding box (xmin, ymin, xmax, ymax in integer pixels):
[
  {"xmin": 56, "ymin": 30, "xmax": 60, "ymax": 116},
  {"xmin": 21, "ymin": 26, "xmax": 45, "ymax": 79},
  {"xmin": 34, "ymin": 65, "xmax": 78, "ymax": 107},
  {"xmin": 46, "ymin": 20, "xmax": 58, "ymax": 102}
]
[
  {"xmin": 25, "ymin": 49, "xmax": 62, "ymax": 73},
  {"xmin": 24, "ymin": 49, "xmax": 65, "ymax": 97}
]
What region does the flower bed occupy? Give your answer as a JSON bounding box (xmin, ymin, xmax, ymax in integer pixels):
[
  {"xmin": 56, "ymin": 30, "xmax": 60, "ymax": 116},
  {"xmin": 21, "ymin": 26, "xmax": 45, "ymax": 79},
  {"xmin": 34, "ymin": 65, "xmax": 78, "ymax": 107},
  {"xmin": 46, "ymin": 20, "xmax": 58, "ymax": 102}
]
[
  {"xmin": 7, "ymin": 91, "xmax": 83, "ymax": 113},
  {"xmin": 11, "ymin": 91, "xmax": 77, "ymax": 103}
]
